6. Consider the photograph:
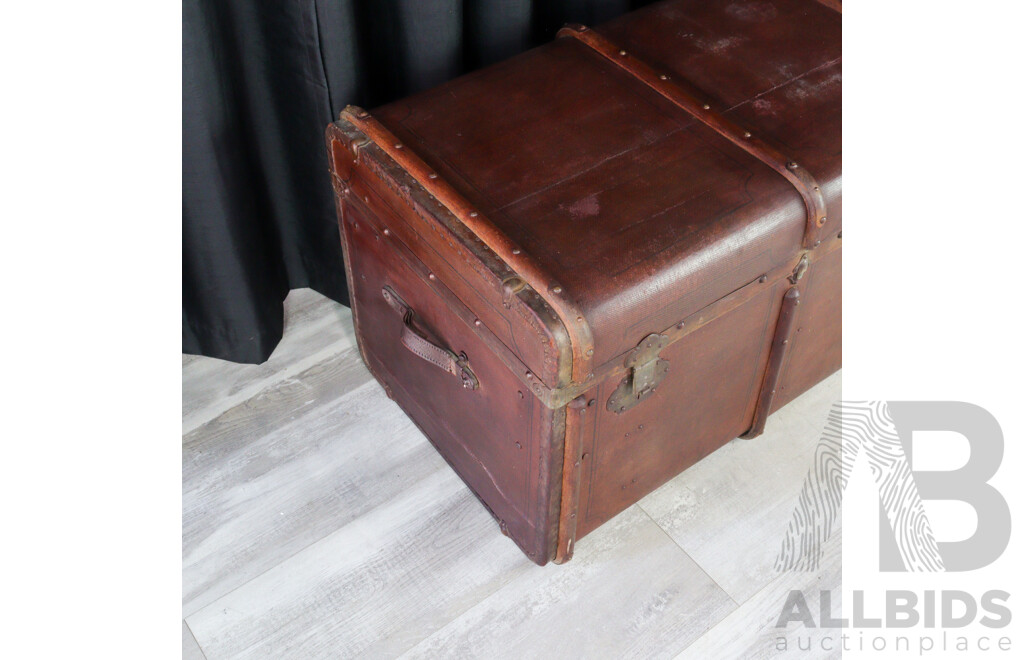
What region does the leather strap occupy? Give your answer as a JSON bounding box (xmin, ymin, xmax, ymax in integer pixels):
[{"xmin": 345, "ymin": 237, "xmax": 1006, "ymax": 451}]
[
  {"xmin": 382, "ymin": 286, "xmax": 479, "ymax": 390},
  {"xmin": 558, "ymin": 24, "xmax": 828, "ymax": 249}
]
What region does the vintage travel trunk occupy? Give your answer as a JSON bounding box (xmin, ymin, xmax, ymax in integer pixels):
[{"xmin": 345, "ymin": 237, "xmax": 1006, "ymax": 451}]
[{"xmin": 326, "ymin": 0, "xmax": 841, "ymax": 565}]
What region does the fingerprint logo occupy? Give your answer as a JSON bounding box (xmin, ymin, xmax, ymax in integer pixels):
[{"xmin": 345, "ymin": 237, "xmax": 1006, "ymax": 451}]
[{"xmin": 774, "ymin": 401, "xmax": 945, "ymax": 572}]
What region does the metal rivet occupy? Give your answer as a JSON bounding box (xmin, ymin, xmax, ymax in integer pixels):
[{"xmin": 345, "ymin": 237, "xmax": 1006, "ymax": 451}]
[
  {"xmin": 587, "ymin": 400, "xmax": 595, "ymax": 408},
  {"xmin": 515, "ymin": 441, "xmax": 522, "ymax": 449},
  {"xmin": 517, "ymin": 390, "xmax": 524, "ymax": 399},
  {"xmin": 702, "ymin": 104, "xmax": 710, "ymax": 110},
  {"xmin": 576, "ymin": 316, "xmax": 584, "ymax": 322},
  {"xmin": 820, "ymin": 216, "xmax": 827, "ymax": 224},
  {"xmin": 394, "ymin": 143, "xmax": 403, "ymax": 149},
  {"xmin": 619, "ymin": 49, "xmax": 627, "ymax": 56},
  {"xmin": 743, "ymin": 131, "xmax": 752, "ymax": 139},
  {"xmin": 814, "ymin": 240, "xmax": 821, "ymax": 247},
  {"xmin": 525, "ymin": 371, "xmax": 533, "ymax": 379},
  {"xmin": 787, "ymin": 161, "xmax": 799, "ymax": 169},
  {"xmin": 511, "ymin": 248, "xmax": 521, "ymax": 255},
  {"xmin": 813, "ymin": 186, "xmax": 820, "ymax": 191},
  {"xmin": 586, "ymin": 349, "xmax": 594, "ymax": 357},
  {"xmin": 659, "ymin": 74, "xmax": 668, "ymax": 80},
  {"xmin": 474, "ymin": 319, "xmax": 482, "ymax": 327},
  {"xmin": 552, "ymin": 286, "xmax": 562, "ymax": 294},
  {"xmin": 638, "ymin": 424, "xmax": 644, "ymax": 430},
  {"xmin": 758, "ymin": 275, "xmax": 767, "ymax": 283},
  {"xmin": 382, "ymin": 228, "xmax": 390, "ymax": 236},
  {"xmin": 428, "ymin": 172, "xmax": 438, "ymax": 179},
  {"xmin": 428, "ymin": 273, "xmax": 436, "ymax": 280},
  {"xmin": 469, "ymin": 211, "xmax": 479, "ymax": 218}
]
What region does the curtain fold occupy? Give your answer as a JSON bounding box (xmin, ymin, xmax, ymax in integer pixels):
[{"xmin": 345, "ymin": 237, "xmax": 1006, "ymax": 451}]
[{"xmin": 183, "ymin": 0, "xmax": 655, "ymax": 363}]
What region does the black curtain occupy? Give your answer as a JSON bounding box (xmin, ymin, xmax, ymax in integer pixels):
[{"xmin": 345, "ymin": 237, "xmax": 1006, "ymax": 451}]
[{"xmin": 183, "ymin": 0, "xmax": 656, "ymax": 364}]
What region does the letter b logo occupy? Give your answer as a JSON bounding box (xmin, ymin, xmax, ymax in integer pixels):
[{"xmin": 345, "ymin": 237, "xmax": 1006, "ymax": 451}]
[{"xmin": 884, "ymin": 402, "xmax": 1011, "ymax": 571}]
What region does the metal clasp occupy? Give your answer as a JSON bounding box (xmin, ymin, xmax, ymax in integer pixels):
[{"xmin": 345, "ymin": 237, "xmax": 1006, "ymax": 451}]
[
  {"xmin": 788, "ymin": 253, "xmax": 809, "ymax": 284},
  {"xmin": 607, "ymin": 333, "xmax": 670, "ymax": 414}
]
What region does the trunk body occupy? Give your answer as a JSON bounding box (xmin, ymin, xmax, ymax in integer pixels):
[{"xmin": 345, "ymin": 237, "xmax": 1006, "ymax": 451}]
[{"xmin": 326, "ymin": 0, "xmax": 841, "ymax": 565}]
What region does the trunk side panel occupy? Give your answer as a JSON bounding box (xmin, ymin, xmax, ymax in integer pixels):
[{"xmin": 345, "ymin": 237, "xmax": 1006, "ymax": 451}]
[{"xmin": 341, "ymin": 200, "xmax": 560, "ymax": 564}]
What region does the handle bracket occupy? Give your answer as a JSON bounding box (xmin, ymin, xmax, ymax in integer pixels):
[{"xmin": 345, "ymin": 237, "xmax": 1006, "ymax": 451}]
[{"xmin": 382, "ymin": 286, "xmax": 479, "ymax": 390}]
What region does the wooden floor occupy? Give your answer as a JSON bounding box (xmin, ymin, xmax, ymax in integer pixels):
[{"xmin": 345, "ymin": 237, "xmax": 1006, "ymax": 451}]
[{"xmin": 183, "ymin": 289, "xmax": 841, "ymax": 659}]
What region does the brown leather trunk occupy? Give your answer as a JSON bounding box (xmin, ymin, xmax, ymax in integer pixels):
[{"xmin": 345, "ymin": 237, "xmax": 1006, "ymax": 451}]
[{"xmin": 325, "ymin": 0, "xmax": 841, "ymax": 565}]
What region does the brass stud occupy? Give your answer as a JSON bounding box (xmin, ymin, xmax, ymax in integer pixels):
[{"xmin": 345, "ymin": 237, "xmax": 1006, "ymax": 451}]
[
  {"xmin": 743, "ymin": 131, "xmax": 752, "ymax": 139},
  {"xmin": 511, "ymin": 248, "xmax": 521, "ymax": 255},
  {"xmin": 619, "ymin": 49, "xmax": 627, "ymax": 56},
  {"xmin": 474, "ymin": 319, "xmax": 482, "ymax": 327},
  {"xmin": 786, "ymin": 161, "xmax": 799, "ymax": 169},
  {"xmin": 702, "ymin": 104, "xmax": 710, "ymax": 110},
  {"xmin": 394, "ymin": 143, "xmax": 403, "ymax": 149},
  {"xmin": 428, "ymin": 172, "xmax": 438, "ymax": 179},
  {"xmin": 382, "ymin": 228, "xmax": 390, "ymax": 236},
  {"xmin": 469, "ymin": 211, "xmax": 479, "ymax": 218},
  {"xmin": 428, "ymin": 273, "xmax": 436, "ymax": 280},
  {"xmin": 551, "ymin": 286, "xmax": 562, "ymax": 294},
  {"xmin": 659, "ymin": 74, "xmax": 668, "ymax": 80}
]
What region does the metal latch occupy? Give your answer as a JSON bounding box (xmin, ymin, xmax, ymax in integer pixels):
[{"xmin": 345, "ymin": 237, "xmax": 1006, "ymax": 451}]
[
  {"xmin": 788, "ymin": 253, "xmax": 809, "ymax": 284},
  {"xmin": 607, "ymin": 333, "xmax": 670, "ymax": 414}
]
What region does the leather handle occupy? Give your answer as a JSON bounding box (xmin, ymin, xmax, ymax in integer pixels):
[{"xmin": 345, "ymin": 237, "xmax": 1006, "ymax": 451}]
[{"xmin": 381, "ymin": 286, "xmax": 479, "ymax": 390}]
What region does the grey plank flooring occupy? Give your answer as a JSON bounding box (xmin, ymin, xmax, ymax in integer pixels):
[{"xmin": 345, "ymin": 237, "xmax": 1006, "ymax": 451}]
[
  {"xmin": 182, "ymin": 289, "xmax": 357, "ymax": 436},
  {"xmin": 183, "ymin": 620, "xmax": 206, "ymax": 660},
  {"xmin": 183, "ymin": 289, "xmax": 840, "ymax": 659}
]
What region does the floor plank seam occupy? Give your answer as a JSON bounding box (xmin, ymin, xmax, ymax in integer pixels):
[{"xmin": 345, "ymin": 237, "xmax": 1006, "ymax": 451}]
[
  {"xmin": 184, "ymin": 464, "xmax": 463, "ymax": 619},
  {"xmin": 672, "ymin": 528, "xmax": 843, "ymax": 658},
  {"xmin": 635, "ymin": 505, "xmax": 741, "ymax": 610},
  {"xmin": 181, "ymin": 347, "xmax": 369, "ymax": 452},
  {"xmin": 183, "ymin": 619, "xmax": 209, "ymax": 660},
  {"xmin": 182, "ymin": 342, "xmax": 357, "ymax": 436}
]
